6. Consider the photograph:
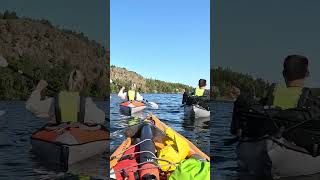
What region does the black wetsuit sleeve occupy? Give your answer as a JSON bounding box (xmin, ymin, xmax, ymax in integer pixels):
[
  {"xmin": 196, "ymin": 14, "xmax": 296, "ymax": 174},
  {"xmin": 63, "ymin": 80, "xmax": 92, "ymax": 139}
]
[
  {"xmin": 230, "ymin": 97, "xmax": 242, "ymax": 135},
  {"xmin": 308, "ymin": 96, "xmax": 320, "ymax": 120},
  {"xmin": 230, "ymin": 92, "xmax": 257, "ymax": 135},
  {"xmin": 190, "ymin": 89, "xmax": 196, "ymax": 96}
]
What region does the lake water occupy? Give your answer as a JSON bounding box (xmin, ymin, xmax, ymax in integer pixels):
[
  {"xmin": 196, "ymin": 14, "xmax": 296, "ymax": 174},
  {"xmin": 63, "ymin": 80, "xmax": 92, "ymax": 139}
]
[
  {"xmin": 0, "ymin": 101, "xmax": 108, "ymax": 180},
  {"xmin": 110, "ymin": 93, "xmax": 210, "ymax": 172},
  {"xmin": 212, "ymin": 101, "xmax": 320, "ymax": 180}
]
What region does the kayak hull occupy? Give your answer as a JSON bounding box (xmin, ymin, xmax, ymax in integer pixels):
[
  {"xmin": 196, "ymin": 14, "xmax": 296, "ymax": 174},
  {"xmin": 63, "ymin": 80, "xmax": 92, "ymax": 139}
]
[
  {"xmin": 31, "ymin": 139, "xmax": 107, "ymax": 169},
  {"xmin": 267, "ymin": 138, "xmax": 320, "ymax": 178},
  {"xmin": 184, "ymin": 105, "xmax": 210, "ymax": 119},
  {"xmin": 119, "ymin": 101, "xmax": 146, "ymax": 116},
  {"xmin": 31, "ymin": 125, "xmax": 109, "ymax": 170}
]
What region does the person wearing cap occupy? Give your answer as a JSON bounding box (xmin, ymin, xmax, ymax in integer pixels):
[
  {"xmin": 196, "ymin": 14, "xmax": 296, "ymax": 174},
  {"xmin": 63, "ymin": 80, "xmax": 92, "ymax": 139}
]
[{"xmin": 118, "ymin": 83, "xmax": 144, "ymax": 101}]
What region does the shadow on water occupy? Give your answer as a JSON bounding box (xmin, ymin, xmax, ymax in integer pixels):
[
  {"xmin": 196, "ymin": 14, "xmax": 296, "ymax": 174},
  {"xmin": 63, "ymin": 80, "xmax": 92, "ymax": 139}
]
[
  {"xmin": 212, "ymin": 101, "xmax": 320, "ymax": 180},
  {"xmin": 0, "ymin": 101, "xmax": 107, "ymax": 179}
]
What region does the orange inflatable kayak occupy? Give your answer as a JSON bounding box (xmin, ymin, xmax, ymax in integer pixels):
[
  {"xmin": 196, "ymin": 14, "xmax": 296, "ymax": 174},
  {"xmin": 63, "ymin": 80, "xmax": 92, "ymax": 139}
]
[
  {"xmin": 119, "ymin": 101, "xmax": 146, "ymax": 116},
  {"xmin": 110, "ymin": 114, "xmax": 210, "ymax": 179},
  {"xmin": 31, "ymin": 124, "xmax": 109, "ymax": 171}
]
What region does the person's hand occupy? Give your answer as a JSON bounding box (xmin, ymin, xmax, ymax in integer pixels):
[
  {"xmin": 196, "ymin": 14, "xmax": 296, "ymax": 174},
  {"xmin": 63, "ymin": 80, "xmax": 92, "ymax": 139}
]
[
  {"xmin": 121, "ymin": 86, "xmax": 125, "ymax": 91},
  {"xmin": 36, "ymin": 80, "xmax": 48, "ymax": 90}
]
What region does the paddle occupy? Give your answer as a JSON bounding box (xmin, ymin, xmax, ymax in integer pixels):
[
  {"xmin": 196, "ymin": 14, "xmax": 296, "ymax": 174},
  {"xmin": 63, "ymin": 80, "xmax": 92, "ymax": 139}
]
[
  {"xmin": 0, "ymin": 55, "xmax": 55, "ymax": 92},
  {"xmin": 143, "ymin": 99, "xmax": 159, "ymax": 109}
]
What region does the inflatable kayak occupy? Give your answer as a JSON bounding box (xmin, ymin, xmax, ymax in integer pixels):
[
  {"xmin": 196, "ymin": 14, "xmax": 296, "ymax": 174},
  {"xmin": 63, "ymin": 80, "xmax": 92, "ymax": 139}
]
[
  {"xmin": 31, "ymin": 124, "xmax": 109, "ymax": 170},
  {"xmin": 184, "ymin": 105, "xmax": 210, "ymax": 119},
  {"xmin": 119, "ymin": 101, "xmax": 146, "ymax": 116},
  {"xmin": 266, "ymin": 137, "xmax": 320, "ymax": 178},
  {"xmin": 110, "ymin": 114, "xmax": 210, "ymax": 180}
]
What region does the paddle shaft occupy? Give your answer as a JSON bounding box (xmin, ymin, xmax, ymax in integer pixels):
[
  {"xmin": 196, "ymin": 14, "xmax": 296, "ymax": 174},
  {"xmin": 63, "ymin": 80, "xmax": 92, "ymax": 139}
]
[{"xmin": 6, "ymin": 64, "xmax": 55, "ymax": 92}]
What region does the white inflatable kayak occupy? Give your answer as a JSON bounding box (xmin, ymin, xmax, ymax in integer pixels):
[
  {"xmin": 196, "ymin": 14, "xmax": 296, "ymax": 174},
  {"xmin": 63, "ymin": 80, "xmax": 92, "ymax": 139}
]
[
  {"xmin": 184, "ymin": 105, "xmax": 210, "ymax": 119},
  {"xmin": 267, "ymin": 138, "xmax": 320, "ymax": 178}
]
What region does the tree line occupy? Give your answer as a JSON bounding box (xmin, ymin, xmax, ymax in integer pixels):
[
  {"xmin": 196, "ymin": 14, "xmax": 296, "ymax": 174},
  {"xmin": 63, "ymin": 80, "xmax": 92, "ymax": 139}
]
[
  {"xmin": 110, "ymin": 78, "xmax": 193, "ymax": 94},
  {"xmin": 211, "ymin": 67, "xmax": 270, "ymax": 99}
]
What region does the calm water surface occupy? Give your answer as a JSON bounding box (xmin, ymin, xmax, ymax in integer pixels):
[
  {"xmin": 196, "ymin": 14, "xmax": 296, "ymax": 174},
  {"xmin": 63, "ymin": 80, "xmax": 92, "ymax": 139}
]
[{"xmin": 0, "ymin": 101, "xmax": 107, "ymax": 180}]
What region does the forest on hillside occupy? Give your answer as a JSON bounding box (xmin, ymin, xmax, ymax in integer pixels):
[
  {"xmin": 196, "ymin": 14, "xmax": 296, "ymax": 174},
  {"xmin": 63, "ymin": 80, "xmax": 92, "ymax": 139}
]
[
  {"xmin": 110, "ymin": 78, "xmax": 193, "ymax": 94},
  {"xmin": 110, "ymin": 65, "xmax": 194, "ymax": 93},
  {"xmin": 0, "ymin": 11, "xmax": 108, "ymax": 100},
  {"xmin": 211, "ymin": 67, "xmax": 270, "ymax": 99}
]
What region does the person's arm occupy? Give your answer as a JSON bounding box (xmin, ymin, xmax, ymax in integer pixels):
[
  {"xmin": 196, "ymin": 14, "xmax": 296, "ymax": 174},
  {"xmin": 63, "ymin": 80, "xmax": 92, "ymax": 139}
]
[
  {"xmin": 190, "ymin": 89, "xmax": 196, "ymax": 96},
  {"xmin": 136, "ymin": 92, "xmax": 144, "ymax": 101},
  {"xmin": 118, "ymin": 87, "xmax": 127, "ymax": 100},
  {"xmin": 84, "ymin": 97, "xmax": 105, "ymax": 125},
  {"xmin": 230, "ymin": 94, "xmax": 248, "ymax": 136},
  {"xmin": 202, "ymin": 89, "xmax": 210, "ymax": 101},
  {"xmin": 26, "ymin": 80, "xmax": 53, "ymax": 118}
]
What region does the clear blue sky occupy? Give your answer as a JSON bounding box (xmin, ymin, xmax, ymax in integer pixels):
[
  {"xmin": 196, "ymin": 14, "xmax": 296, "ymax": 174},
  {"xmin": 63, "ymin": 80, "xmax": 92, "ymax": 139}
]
[
  {"xmin": 213, "ymin": 0, "xmax": 320, "ymax": 87},
  {"xmin": 111, "ymin": 0, "xmax": 210, "ymax": 87},
  {"xmin": 1, "ymin": 0, "xmax": 108, "ymax": 48}
]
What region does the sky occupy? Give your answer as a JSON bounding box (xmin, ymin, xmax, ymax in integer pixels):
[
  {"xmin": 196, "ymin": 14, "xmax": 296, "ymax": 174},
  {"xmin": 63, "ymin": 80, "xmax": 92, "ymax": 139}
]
[
  {"xmin": 213, "ymin": 0, "xmax": 320, "ymax": 87},
  {"xmin": 1, "ymin": 0, "xmax": 108, "ymax": 48},
  {"xmin": 111, "ymin": 0, "xmax": 210, "ymax": 87}
]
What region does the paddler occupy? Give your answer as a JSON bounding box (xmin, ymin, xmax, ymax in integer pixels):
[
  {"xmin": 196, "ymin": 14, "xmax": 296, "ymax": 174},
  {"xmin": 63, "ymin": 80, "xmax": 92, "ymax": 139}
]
[
  {"xmin": 118, "ymin": 83, "xmax": 143, "ymax": 101},
  {"xmin": 26, "ymin": 69, "xmax": 105, "ymax": 126},
  {"xmin": 231, "ymin": 55, "xmax": 320, "ymax": 179},
  {"xmin": 182, "ymin": 79, "xmax": 210, "ymax": 110}
]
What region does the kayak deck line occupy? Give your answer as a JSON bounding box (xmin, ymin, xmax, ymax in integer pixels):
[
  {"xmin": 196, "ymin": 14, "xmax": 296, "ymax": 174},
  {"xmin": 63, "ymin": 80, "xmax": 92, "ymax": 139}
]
[
  {"xmin": 31, "ymin": 137, "xmax": 109, "ymax": 146},
  {"xmin": 110, "ymin": 113, "xmax": 210, "ymax": 179}
]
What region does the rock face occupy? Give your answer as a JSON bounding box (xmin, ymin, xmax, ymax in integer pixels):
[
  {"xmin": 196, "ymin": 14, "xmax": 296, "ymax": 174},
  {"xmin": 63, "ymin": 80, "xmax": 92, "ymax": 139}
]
[
  {"xmin": 110, "ymin": 66, "xmax": 147, "ymax": 91},
  {"xmin": 110, "ymin": 66, "xmax": 193, "ymax": 93},
  {"xmin": 0, "ymin": 14, "xmax": 108, "ymax": 99}
]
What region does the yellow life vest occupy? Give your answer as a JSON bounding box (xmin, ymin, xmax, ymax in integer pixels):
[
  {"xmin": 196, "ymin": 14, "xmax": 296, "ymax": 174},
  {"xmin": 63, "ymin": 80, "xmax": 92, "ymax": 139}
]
[
  {"xmin": 127, "ymin": 90, "xmax": 136, "ymax": 101},
  {"xmin": 195, "ymin": 87, "xmax": 205, "ymax": 96},
  {"xmin": 55, "ymin": 91, "xmax": 85, "ymax": 124},
  {"xmin": 272, "ymin": 84, "xmax": 303, "ymax": 109}
]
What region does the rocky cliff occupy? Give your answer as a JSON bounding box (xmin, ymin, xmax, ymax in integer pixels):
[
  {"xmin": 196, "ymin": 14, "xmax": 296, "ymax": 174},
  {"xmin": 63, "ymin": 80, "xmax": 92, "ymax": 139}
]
[
  {"xmin": 0, "ymin": 11, "xmax": 108, "ymax": 100},
  {"xmin": 110, "ymin": 66, "xmax": 193, "ymax": 93}
]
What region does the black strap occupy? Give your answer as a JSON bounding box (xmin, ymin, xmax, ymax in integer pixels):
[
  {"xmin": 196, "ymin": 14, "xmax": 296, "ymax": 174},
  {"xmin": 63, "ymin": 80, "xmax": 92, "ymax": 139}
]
[
  {"xmin": 297, "ymin": 87, "xmax": 311, "ymax": 108},
  {"xmin": 135, "ymin": 91, "xmax": 137, "ymax": 100},
  {"xmin": 54, "ymin": 94, "xmax": 61, "ymax": 124},
  {"xmin": 265, "ymin": 83, "xmax": 276, "ymax": 106},
  {"xmin": 78, "ymin": 95, "xmax": 86, "ymax": 123}
]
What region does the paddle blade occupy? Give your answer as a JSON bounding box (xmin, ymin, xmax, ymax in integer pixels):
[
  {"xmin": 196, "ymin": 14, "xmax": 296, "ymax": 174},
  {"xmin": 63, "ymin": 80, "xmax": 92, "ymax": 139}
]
[
  {"xmin": 0, "ymin": 55, "xmax": 8, "ymax": 67},
  {"xmin": 148, "ymin": 102, "xmax": 159, "ymax": 109}
]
